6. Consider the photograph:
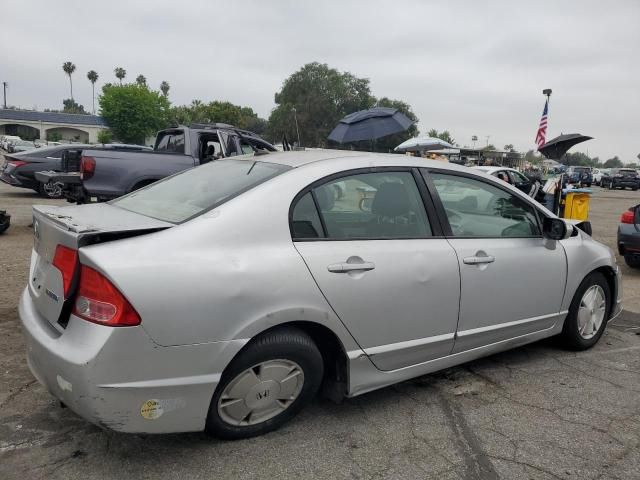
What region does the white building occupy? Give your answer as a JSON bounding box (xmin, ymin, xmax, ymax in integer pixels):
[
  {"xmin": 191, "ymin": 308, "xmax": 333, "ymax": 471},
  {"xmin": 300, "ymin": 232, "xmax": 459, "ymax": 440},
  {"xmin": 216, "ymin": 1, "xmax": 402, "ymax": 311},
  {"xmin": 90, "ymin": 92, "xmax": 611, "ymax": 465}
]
[{"xmin": 0, "ymin": 109, "xmax": 107, "ymax": 143}]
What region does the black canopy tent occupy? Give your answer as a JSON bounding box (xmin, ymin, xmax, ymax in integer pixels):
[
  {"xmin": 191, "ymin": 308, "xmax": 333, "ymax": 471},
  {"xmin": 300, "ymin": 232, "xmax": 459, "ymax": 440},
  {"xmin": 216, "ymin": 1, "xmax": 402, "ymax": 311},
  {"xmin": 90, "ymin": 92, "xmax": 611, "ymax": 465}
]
[{"xmin": 538, "ymin": 133, "xmax": 593, "ymax": 160}]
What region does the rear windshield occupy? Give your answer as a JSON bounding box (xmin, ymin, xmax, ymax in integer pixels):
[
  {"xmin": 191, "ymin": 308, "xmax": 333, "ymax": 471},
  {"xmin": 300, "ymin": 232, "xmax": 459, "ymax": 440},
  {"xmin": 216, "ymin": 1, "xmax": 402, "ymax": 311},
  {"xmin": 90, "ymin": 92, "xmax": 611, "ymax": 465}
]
[
  {"xmin": 618, "ymin": 169, "xmax": 637, "ymax": 177},
  {"xmin": 111, "ymin": 159, "xmax": 289, "ymax": 223}
]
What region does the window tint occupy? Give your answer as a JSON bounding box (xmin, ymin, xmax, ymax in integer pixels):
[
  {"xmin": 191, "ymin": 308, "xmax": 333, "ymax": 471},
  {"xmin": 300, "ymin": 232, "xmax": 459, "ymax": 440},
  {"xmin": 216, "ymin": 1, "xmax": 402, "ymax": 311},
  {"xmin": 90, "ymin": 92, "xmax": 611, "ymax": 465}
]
[
  {"xmin": 291, "ymin": 192, "xmax": 324, "ymax": 239},
  {"xmin": 431, "ymin": 173, "xmax": 541, "ymax": 237},
  {"xmin": 155, "ymin": 131, "xmax": 185, "ymax": 153},
  {"xmin": 301, "ymin": 171, "xmax": 431, "ymax": 240},
  {"xmin": 509, "ymin": 171, "xmax": 528, "ymax": 184}
]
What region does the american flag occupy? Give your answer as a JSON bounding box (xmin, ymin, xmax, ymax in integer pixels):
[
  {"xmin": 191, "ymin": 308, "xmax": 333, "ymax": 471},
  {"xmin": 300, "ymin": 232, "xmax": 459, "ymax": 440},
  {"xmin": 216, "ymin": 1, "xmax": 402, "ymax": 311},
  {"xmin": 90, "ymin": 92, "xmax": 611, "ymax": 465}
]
[{"xmin": 535, "ymin": 99, "xmax": 549, "ymax": 149}]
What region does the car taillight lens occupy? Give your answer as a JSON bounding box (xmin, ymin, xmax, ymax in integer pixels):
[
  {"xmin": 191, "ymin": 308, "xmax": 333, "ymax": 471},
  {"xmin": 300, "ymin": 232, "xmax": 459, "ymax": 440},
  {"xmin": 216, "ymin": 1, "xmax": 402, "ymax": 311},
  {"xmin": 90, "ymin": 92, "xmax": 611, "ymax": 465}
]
[
  {"xmin": 620, "ymin": 210, "xmax": 635, "ymax": 224},
  {"xmin": 8, "ymin": 160, "xmax": 27, "ymax": 168},
  {"xmin": 52, "ymin": 245, "xmax": 78, "ymax": 297},
  {"xmin": 80, "ymin": 156, "xmax": 96, "ymax": 180},
  {"xmin": 72, "ymin": 265, "xmax": 141, "ymax": 326}
]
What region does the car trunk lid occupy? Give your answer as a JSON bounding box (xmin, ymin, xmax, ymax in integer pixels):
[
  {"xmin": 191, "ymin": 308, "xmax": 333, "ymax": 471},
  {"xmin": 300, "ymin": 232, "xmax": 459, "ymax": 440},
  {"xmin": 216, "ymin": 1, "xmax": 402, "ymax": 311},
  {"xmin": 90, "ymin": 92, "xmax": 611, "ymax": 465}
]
[{"xmin": 29, "ymin": 203, "xmax": 173, "ymax": 332}]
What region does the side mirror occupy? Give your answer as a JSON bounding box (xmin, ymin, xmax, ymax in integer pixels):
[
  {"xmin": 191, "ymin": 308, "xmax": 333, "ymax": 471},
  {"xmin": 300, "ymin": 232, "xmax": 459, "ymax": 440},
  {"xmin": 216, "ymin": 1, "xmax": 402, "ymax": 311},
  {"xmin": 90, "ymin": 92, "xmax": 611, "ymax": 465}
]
[{"xmin": 543, "ymin": 217, "xmax": 572, "ymax": 240}]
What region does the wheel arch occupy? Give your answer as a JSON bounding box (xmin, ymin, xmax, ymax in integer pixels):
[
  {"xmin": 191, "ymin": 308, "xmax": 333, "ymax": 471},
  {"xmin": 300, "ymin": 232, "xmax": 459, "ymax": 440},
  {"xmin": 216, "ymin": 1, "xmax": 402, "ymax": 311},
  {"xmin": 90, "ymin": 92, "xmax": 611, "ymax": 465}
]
[
  {"xmin": 228, "ymin": 321, "xmax": 350, "ymax": 403},
  {"xmin": 591, "ymin": 266, "xmax": 618, "ymax": 316}
]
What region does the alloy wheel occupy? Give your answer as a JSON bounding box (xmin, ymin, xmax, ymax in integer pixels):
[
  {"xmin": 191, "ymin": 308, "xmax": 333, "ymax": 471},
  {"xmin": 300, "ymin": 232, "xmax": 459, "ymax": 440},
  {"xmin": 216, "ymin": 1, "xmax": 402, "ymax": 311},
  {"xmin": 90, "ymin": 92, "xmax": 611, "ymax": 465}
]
[
  {"xmin": 42, "ymin": 181, "xmax": 63, "ymax": 198},
  {"xmin": 217, "ymin": 359, "xmax": 305, "ymax": 426}
]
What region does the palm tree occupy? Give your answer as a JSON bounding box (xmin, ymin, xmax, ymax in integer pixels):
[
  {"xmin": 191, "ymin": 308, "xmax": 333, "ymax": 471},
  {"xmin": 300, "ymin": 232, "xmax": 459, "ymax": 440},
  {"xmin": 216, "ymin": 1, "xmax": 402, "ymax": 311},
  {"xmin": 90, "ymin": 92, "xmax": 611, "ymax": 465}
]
[
  {"xmin": 135, "ymin": 74, "xmax": 147, "ymax": 86},
  {"xmin": 160, "ymin": 81, "xmax": 170, "ymax": 97},
  {"xmin": 62, "ymin": 62, "xmax": 76, "ymax": 100},
  {"xmin": 114, "ymin": 67, "xmax": 127, "ymax": 85},
  {"xmin": 87, "ymin": 70, "xmax": 99, "ymax": 114}
]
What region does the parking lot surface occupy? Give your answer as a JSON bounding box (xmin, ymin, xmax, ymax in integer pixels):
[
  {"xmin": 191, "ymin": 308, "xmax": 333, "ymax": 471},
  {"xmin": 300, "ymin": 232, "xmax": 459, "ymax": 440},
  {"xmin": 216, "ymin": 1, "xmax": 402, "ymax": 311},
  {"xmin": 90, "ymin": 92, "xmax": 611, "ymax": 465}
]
[{"xmin": 1, "ymin": 181, "xmax": 639, "ymax": 479}]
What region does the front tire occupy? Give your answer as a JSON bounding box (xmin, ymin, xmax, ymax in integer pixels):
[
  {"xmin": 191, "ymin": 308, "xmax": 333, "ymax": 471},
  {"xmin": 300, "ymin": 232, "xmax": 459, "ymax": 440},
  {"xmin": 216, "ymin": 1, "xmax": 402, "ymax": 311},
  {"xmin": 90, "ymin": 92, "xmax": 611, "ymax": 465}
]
[
  {"xmin": 624, "ymin": 254, "xmax": 640, "ymax": 269},
  {"xmin": 560, "ymin": 272, "xmax": 610, "ymax": 350},
  {"xmin": 206, "ymin": 327, "xmax": 323, "ymax": 440}
]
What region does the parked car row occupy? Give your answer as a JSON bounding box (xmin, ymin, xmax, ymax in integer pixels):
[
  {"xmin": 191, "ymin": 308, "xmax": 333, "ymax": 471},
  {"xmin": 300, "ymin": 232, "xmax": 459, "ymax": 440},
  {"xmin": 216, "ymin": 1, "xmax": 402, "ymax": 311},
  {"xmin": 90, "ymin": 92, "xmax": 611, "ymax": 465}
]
[
  {"xmin": 1, "ymin": 144, "xmax": 150, "ymax": 198},
  {"xmin": 1, "ymin": 135, "xmax": 64, "ymax": 153},
  {"xmin": 36, "ymin": 123, "xmax": 277, "ymax": 203}
]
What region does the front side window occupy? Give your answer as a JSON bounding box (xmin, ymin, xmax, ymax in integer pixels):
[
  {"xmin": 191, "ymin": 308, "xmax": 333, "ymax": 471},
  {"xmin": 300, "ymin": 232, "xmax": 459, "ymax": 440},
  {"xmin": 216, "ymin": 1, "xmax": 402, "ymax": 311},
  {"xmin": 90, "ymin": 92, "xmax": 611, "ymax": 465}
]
[
  {"xmin": 430, "ymin": 173, "xmax": 541, "ymax": 237},
  {"xmin": 291, "ymin": 171, "xmax": 432, "ymax": 240}
]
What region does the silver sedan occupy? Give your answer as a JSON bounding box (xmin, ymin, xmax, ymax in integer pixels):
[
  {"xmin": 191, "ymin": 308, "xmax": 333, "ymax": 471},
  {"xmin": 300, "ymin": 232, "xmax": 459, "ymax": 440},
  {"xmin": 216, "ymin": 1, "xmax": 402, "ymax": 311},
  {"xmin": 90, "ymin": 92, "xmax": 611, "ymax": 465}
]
[{"xmin": 20, "ymin": 150, "xmax": 622, "ymax": 439}]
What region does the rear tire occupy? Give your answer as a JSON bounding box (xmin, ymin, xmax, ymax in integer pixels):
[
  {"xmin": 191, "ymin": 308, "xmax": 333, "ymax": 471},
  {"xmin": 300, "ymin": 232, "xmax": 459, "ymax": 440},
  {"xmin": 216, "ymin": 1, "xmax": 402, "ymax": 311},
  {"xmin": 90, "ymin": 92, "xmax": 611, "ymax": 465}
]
[
  {"xmin": 624, "ymin": 254, "xmax": 640, "ymax": 269},
  {"xmin": 559, "ymin": 272, "xmax": 610, "ymax": 351},
  {"xmin": 38, "ymin": 181, "xmax": 63, "ymax": 199},
  {"xmin": 206, "ymin": 327, "xmax": 323, "ymax": 440}
]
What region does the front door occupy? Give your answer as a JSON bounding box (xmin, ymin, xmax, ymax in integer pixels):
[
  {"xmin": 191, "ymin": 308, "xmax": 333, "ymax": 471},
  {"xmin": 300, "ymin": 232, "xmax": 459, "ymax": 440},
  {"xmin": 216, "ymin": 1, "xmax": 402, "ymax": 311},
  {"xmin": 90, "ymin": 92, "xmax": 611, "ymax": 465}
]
[
  {"xmin": 426, "ymin": 171, "xmax": 567, "ymax": 352},
  {"xmin": 291, "ymin": 169, "xmax": 461, "ymax": 371}
]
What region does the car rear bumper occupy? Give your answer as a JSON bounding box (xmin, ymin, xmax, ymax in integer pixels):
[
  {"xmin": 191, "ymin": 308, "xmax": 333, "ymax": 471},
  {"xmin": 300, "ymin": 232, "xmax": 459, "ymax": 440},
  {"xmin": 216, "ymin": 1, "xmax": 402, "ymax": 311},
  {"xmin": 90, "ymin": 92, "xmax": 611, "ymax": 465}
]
[
  {"xmin": 19, "ymin": 288, "xmax": 247, "ymax": 433},
  {"xmin": 617, "ymin": 224, "xmax": 640, "ymax": 255},
  {"xmin": 612, "ymin": 180, "xmax": 639, "ymax": 188},
  {"xmin": 1, "ymin": 171, "xmax": 24, "ymax": 186}
]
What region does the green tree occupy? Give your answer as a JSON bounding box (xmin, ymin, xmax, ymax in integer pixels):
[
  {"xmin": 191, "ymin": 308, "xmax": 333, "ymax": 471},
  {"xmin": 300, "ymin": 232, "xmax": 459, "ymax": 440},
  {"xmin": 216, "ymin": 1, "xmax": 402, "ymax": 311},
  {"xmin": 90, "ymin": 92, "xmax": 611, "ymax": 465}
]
[
  {"xmin": 99, "ymin": 83, "xmax": 169, "ymax": 144},
  {"xmin": 160, "ymin": 81, "xmax": 170, "ymax": 97},
  {"xmin": 603, "ymin": 156, "xmax": 623, "ymax": 168},
  {"xmin": 268, "ymin": 62, "xmax": 376, "ymax": 147},
  {"xmin": 136, "ymin": 74, "xmax": 147, "ymax": 86},
  {"xmin": 169, "ymin": 100, "xmax": 267, "ymax": 132},
  {"xmin": 62, "ymin": 98, "xmax": 86, "ymax": 114},
  {"xmin": 504, "ymin": 144, "xmax": 515, "ymax": 152},
  {"xmin": 114, "ymin": 67, "xmax": 127, "ymax": 85},
  {"xmin": 426, "ymin": 129, "xmax": 456, "ymax": 146},
  {"xmin": 62, "ymin": 61, "xmax": 76, "ymax": 100},
  {"xmin": 47, "ymin": 132, "xmax": 63, "ymax": 142},
  {"xmin": 524, "ymin": 149, "xmax": 543, "ymax": 165},
  {"xmin": 97, "ymin": 129, "xmax": 113, "ymax": 144},
  {"xmin": 87, "ymin": 70, "xmax": 99, "ymax": 114}
]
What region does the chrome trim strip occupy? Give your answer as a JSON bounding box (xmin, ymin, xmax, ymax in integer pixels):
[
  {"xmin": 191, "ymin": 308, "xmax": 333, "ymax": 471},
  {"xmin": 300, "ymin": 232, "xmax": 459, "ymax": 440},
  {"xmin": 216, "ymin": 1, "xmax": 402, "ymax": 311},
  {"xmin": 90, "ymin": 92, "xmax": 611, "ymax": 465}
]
[
  {"xmin": 364, "ymin": 333, "xmax": 455, "ymax": 356},
  {"xmin": 456, "ymin": 311, "xmax": 566, "ymax": 337}
]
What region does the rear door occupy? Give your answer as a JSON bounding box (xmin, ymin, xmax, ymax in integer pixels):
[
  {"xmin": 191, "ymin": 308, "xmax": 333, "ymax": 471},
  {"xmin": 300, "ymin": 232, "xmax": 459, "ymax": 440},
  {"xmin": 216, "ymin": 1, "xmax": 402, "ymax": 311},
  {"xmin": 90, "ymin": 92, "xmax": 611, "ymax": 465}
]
[
  {"xmin": 424, "ymin": 170, "xmax": 567, "ymax": 352},
  {"xmin": 291, "ymin": 168, "xmax": 461, "ymax": 371}
]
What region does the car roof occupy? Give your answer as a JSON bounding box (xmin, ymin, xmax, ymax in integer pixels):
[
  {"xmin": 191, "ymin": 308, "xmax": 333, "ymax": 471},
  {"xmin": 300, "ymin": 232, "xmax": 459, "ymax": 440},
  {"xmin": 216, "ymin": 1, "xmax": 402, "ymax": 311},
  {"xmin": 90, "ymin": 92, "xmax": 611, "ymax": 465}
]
[
  {"xmin": 472, "ymin": 166, "xmax": 518, "ymax": 173},
  {"xmin": 253, "ymin": 149, "xmax": 478, "ymax": 172}
]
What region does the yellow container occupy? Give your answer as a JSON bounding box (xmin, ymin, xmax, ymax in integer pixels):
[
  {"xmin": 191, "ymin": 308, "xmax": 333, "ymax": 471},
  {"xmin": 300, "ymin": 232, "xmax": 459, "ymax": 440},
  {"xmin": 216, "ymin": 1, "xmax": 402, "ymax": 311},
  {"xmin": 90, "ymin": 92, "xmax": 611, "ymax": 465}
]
[{"xmin": 563, "ymin": 192, "xmax": 591, "ymax": 221}]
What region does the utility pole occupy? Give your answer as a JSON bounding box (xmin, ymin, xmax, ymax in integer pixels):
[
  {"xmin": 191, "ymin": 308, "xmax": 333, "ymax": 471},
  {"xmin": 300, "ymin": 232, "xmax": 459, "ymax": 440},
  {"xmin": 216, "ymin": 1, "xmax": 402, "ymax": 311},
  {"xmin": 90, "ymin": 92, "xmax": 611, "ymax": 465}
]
[
  {"xmin": 2, "ymin": 82, "xmax": 7, "ymax": 109},
  {"xmin": 292, "ymin": 107, "xmax": 301, "ymax": 147}
]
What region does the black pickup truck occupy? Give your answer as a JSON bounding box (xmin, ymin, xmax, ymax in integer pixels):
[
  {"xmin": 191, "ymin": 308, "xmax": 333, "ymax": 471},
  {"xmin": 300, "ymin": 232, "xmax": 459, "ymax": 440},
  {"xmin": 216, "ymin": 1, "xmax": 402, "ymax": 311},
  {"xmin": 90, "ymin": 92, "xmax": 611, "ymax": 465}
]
[{"xmin": 37, "ymin": 124, "xmax": 276, "ymax": 203}]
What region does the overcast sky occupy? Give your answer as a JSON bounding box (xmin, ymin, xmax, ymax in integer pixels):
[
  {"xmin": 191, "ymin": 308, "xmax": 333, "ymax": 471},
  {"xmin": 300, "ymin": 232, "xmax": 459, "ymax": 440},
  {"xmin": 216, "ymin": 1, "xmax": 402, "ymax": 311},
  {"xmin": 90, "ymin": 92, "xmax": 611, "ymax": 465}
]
[{"xmin": 1, "ymin": 0, "xmax": 638, "ymax": 160}]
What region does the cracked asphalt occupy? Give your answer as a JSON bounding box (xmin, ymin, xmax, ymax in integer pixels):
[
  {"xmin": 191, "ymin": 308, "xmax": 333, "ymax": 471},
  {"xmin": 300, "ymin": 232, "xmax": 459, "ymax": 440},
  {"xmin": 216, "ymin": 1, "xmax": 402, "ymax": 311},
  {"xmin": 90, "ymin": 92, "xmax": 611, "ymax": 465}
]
[{"xmin": 1, "ymin": 181, "xmax": 640, "ymax": 479}]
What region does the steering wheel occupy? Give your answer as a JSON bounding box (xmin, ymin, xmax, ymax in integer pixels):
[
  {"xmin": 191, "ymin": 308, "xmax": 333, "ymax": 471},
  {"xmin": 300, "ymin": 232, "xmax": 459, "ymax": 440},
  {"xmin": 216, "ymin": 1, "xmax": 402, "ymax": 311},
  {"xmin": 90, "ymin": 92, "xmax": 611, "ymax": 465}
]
[{"xmin": 445, "ymin": 208, "xmax": 465, "ymax": 235}]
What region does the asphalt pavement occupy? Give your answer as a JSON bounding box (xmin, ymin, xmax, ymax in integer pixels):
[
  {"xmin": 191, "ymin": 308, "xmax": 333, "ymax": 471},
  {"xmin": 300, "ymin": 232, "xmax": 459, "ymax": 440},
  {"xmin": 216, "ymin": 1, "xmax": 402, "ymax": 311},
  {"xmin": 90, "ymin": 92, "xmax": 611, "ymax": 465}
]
[{"xmin": 1, "ymin": 181, "xmax": 639, "ymax": 480}]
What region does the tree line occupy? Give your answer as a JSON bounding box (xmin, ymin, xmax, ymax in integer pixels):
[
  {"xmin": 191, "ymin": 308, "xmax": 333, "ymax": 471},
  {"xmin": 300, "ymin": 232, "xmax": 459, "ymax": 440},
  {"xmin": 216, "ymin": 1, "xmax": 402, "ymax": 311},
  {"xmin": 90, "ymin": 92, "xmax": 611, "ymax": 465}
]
[{"xmin": 54, "ymin": 60, "xmax": 640, "ymax": 163}]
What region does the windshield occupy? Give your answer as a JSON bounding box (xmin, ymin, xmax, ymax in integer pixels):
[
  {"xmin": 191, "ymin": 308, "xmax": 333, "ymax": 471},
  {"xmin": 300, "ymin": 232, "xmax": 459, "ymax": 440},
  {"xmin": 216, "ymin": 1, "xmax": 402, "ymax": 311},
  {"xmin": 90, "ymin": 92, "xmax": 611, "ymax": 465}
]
[{"xmin": 112, "ymin": 159, "xmax": 290, "ymax": 224}]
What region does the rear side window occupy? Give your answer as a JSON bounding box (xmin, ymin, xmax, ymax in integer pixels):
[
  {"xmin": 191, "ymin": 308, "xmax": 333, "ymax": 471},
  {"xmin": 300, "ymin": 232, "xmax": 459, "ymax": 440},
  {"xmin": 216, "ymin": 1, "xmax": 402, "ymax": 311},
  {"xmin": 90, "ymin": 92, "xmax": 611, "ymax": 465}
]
[
  {"xmin": 112, "ymin": 159, "xmax": 289, "ymax": 224},
  {"xmin": 291, "ymin": 193, "xmax": 325, "ymax": 239},
  {"xmin": 291, "ymin": 171, "xmax": 432, "ymax": 240},
  {"xmin": 155, "ymin": 130, "xmax": 185, "ymax": 153}
]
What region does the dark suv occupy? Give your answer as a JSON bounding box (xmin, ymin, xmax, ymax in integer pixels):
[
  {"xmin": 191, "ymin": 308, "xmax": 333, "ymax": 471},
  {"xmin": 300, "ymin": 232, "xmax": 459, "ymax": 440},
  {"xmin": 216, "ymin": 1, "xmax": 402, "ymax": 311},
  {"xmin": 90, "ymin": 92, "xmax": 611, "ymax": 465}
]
[
  {"xmin": 606, "ymin": 168, "xmax": 640, "ymax": 191},
  {"xmin": 566, "ymin": 166, "xmax": 592, "ymax": 187}
]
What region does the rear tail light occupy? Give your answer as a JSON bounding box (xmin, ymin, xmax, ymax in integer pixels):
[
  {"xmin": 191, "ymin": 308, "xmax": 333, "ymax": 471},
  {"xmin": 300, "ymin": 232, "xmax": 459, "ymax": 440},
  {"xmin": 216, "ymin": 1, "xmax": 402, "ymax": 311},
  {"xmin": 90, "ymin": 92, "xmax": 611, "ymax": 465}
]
[
  {"xmin": 52, "ymin": 245, "xmax": 78, "ymax": 297},
  {"xmin": 620, "ymin": 210, "xmax": 635, "ymax": 224},
  {"xmin": 8, "ymin": 160, "xmax": 27, "ymax": 168},
  {"xmin": 73, "ymin": 265, "xmax": 140, "ymax": 326},
  {"xmin": 80, "ymin": 156, "xmax": 96, "ymax": 180}
]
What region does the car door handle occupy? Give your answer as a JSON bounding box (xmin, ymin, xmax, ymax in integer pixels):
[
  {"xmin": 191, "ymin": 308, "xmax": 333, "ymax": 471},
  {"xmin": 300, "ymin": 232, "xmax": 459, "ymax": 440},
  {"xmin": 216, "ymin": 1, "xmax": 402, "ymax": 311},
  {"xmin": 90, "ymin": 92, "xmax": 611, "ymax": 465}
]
[
  {"xmin": 327, "ymin": 262, "xmax": 376, "ymax": 273},
  {"xmin": 463, "ymin": 255, "xmax": 495, "ymax": 265}
]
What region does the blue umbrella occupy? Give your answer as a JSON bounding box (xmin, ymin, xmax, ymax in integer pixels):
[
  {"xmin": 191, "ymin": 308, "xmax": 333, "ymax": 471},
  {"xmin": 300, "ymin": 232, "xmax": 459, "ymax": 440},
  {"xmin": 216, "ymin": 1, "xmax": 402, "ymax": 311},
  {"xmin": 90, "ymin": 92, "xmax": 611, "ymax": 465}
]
[{"xmin": 328, "ymin": 107, "xmax": 413, "ymax": 144}]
